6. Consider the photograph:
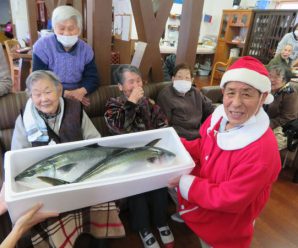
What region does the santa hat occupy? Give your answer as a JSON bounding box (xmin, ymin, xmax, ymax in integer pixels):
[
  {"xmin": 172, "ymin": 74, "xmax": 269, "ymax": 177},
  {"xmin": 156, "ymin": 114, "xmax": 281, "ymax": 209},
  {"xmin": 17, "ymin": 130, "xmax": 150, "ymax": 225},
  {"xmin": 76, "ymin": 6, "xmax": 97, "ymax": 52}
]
[{"xmin": 220, "ymin": 56, "xmax": 274, "ymax": 104}]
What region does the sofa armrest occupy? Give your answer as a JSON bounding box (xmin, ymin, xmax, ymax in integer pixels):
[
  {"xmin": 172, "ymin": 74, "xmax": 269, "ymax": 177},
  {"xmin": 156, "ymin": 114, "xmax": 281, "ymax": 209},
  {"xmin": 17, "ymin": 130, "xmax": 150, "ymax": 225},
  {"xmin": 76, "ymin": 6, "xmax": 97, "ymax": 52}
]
[{"xmin": 201, "ymin": 86, "xmax": 222, "ymax": 104}]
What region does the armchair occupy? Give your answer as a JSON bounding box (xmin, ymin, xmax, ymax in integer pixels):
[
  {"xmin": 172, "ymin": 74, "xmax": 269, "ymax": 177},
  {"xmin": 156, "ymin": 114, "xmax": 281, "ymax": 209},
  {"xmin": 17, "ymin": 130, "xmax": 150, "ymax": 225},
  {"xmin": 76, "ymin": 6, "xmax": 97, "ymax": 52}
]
[{"xmin": 210, "ymin": 57, "xmax": 239, "ymax": 85}]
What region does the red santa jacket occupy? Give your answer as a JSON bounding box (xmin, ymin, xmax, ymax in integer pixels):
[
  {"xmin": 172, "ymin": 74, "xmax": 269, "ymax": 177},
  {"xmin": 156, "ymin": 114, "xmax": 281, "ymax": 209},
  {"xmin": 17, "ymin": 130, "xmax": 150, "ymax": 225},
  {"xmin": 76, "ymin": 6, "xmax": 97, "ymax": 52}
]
[{"xmin": 178, "ymin": 106, "xmax": 281, "ymax": 248}]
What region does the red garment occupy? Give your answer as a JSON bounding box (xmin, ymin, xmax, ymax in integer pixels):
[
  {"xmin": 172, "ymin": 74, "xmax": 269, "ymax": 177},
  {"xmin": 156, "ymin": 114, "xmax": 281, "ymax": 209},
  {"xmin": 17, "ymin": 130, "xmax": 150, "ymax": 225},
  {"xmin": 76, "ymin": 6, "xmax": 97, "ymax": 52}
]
[{"xmin": 178, "ymin": 115, "xmax": 281, "ymax": 248}]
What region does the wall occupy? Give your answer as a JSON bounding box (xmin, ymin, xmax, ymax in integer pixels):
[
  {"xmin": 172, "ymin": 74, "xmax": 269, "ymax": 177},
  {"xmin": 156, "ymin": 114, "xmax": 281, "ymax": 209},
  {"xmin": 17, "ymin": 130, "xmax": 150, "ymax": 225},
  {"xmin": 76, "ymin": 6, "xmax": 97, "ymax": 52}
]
[
  {"xmin": 195, "ymin": 0, "xmax": 258, "ymax": 42},
  {"xmin": 0, "ymin": 0, "xmax": 11, "ymax": 24},
  {"xmin": 10, "ymin": 0, "xmax": 29, "ymax": 46},
  {"xmin": 199, "ymin": 0, "xmax": 233, "ymax": 42}
]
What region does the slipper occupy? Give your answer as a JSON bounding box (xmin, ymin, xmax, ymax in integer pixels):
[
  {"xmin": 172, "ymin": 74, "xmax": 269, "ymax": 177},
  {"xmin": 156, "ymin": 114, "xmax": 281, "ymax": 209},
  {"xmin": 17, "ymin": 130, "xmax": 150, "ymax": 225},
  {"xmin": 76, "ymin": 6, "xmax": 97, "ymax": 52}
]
[
  {"xmin": 139, "ymin": 229, "xmax": 161, "ymax": 248},
  {"xmin": 158, "ymin": 226, "xmax": 174, "ymax": 248}
]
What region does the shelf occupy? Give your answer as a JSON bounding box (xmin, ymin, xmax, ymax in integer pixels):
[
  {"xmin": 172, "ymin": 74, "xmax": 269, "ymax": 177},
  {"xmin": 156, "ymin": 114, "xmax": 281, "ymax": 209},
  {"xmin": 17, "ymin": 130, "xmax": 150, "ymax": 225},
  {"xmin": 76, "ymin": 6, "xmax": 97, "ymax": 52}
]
[
  {"xmin": 213, "ymin": 9, "xmax": 253, "ymax": 65},
  {"xmin": 229, "ymin": 24, "xmax": 248, "ymax": 28}
]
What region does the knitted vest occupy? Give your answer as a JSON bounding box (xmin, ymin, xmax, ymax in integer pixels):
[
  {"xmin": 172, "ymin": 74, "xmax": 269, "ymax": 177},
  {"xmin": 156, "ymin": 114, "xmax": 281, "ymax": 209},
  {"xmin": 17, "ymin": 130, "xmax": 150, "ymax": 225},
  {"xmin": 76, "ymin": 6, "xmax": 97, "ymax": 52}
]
[{"xmin": 33, "ymin": 34, "xmax": 94, "ymax": 89}]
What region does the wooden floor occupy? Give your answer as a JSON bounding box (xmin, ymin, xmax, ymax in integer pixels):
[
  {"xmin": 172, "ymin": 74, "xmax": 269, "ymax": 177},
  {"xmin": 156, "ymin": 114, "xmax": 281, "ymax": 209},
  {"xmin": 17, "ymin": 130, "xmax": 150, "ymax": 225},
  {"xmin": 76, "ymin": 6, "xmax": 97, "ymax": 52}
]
[{"xmin": 106, "ymin": 167, "xmax": 298, "ymax": 248}]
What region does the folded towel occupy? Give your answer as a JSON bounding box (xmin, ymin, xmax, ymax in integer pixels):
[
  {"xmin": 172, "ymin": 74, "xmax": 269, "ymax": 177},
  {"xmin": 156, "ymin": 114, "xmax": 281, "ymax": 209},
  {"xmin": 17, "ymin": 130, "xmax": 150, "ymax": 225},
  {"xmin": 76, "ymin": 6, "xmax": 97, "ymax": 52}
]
[{"xmin": 23, "ymin": 98, "xmax": 49, "ymax": 142}]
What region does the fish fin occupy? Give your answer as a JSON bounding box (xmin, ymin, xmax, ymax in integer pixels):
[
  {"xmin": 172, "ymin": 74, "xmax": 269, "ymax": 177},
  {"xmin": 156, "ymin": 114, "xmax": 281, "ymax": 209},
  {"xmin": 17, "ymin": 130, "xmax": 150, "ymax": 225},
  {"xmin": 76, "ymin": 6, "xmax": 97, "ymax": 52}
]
[
  {"xmin": 145, "ymin": 138, "xmax": 161, "ymax": 147},
  {"xmin": 57, "ymin": 163, "xmax": 77, "ymax": 172},
  {"xmin": 84, "ymin": 143, "xmax": 101, "ymax": 148},
  {"xmin": 85, "ymin": 143, "xmax": 127, "ymax": 154},
  {"xmin": 37, "ymin": 176, "xmax": 70, "ymax": 185}
]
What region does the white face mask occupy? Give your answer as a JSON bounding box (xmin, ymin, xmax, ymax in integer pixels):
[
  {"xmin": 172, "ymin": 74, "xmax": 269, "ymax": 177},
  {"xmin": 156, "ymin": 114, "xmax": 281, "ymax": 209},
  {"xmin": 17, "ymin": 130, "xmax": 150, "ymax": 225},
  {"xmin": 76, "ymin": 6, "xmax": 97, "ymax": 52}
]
[
  {"xmin": 294, "ymin": 30, "xmax": 298, "ymax": 38},
  {"xmin": 173, "ymin": 80, "xmax": 192, "ymax": 94},
  {"xmin": 56, "ymin": 34, "xmax": 78, "ymax": 48}
]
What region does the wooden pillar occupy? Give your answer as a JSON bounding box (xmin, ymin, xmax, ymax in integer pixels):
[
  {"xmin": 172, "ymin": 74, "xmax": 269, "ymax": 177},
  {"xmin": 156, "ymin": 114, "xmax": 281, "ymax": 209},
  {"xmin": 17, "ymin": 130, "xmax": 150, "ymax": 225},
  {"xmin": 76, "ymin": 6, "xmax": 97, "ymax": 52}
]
[
  {"xmin": 92, "ymin": 0, "xmax": 112, "ymax": 85},
  {"xmin": 26, "ymin": 0, "xmax": 38, "ymax": 46},
  {"xmin": 86, "ymin": 0, "xmax": 93, "ymax": 46},
  {"xmin": 176, "ymin": 0, "xmax": 204, "ymax": 68},
  {"xmin": 131, "ymin": 0, "xmax": 172, "ymax": 82}
]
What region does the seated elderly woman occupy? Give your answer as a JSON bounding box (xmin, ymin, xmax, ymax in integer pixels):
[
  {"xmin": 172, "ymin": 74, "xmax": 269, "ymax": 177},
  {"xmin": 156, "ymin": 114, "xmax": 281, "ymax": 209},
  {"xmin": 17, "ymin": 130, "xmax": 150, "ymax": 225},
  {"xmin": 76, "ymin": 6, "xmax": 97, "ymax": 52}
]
[
  {"xmin": 11, "ymin": 70, "xmax": 124, "ymax": 247},
  {"xmin": 265, "ymin": 64, "xmax": 298, "ymax": 150},
  {"xmin": 32, "ymin": 5, "xmax": 99, "ymax": 107}
]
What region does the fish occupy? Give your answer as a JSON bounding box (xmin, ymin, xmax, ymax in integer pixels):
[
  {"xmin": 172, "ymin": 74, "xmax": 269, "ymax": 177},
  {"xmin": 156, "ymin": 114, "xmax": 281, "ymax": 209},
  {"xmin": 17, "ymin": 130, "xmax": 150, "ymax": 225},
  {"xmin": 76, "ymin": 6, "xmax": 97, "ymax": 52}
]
[
  {"xmin": 14, "ymin": 143, "xmax": 126, "ymax": 189},
  {"xmin": 33, "ymin": 139, "xmax": 176, "ymax": 187}
]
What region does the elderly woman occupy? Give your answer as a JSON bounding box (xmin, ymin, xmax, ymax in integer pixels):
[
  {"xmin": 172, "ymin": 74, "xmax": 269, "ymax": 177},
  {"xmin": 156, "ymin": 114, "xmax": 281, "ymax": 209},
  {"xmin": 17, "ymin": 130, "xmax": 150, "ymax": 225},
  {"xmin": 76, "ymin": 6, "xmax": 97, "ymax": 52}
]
[
  {"xmin": 265, "ymin": 64, "xmax": 298, "ymax": 150},
  {"xmin": 32, "ymin": 5, "xmax": 99, "ymax": 107},
  {"xmin": 11, "ymin": 70, "xmax": 124, "ymax": 247},
  {"xmin": 104, "ymin": 65, "xmax": 174, "ymax": 248}
]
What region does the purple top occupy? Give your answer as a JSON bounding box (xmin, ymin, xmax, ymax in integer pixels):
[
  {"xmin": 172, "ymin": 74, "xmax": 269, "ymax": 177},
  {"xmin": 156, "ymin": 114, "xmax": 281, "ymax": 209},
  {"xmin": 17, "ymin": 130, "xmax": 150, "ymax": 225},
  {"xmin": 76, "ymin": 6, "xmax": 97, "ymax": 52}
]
[{"xmin": 33, "ymin": 34, "xmax": 98, "ymax": 92}]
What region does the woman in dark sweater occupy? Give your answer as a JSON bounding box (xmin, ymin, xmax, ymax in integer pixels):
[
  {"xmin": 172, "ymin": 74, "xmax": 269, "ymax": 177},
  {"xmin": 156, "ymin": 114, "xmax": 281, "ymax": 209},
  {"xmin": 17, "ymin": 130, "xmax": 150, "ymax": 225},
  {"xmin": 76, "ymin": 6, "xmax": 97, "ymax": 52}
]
[{"xmin": 265, "ymin": 64, "xmax": 298, "ymax": 150}]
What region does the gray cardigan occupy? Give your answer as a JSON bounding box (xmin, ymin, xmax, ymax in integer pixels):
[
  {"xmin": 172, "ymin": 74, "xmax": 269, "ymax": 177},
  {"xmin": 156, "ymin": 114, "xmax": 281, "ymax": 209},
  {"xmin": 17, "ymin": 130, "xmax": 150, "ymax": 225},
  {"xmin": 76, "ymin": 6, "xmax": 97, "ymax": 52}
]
[{"xmin": 0, "ymin": 45, "xmax": 12, "ymax": 96}]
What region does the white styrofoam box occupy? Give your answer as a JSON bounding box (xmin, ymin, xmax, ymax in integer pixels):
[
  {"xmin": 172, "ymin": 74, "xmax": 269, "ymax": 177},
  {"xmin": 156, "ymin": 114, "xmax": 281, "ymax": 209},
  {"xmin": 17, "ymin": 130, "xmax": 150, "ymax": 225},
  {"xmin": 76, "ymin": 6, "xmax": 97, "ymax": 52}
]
[{"xmin": 5, "ymin": 127, "xmax": 194, "ymax": 223}]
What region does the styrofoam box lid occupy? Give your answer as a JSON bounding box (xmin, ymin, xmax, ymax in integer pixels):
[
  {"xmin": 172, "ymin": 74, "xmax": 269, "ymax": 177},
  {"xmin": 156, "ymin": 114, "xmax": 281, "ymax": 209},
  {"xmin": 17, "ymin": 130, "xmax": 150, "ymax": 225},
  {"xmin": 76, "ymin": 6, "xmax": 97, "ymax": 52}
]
[{"xmin": 5, "ymin": 127, "xmax": 195, "ymax": 223}]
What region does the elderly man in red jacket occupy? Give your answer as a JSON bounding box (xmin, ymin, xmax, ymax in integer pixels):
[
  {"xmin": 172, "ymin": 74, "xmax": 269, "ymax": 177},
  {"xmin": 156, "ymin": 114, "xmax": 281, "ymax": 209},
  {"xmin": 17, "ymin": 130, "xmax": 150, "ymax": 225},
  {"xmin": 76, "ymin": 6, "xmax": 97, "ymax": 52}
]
[{"xmin": 172, "ymin": 56, "xmax": 281, "ymax": 248}]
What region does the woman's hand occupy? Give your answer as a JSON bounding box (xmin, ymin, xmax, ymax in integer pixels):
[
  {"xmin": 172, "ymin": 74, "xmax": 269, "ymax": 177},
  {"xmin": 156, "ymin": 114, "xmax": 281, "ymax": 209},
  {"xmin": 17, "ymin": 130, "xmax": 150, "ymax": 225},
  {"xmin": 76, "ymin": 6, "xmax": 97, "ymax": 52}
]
[
  {"xmin": 128, "ymin": 87, "xmax": 144, "ymax": 104},
  {"xmin": 0, "ymin": 203, "xmax": 59, "ymax": 248},
  {"xmin": 64, "ymin": 88, "xmax": 90, "ymax": 106},
  {"xmin": 0, "ymin": 185, "xmax": 7, "ymax": 215},
  {"xmin": 13, "ymin": 203, "xmax": 59, "ymax": 237}
]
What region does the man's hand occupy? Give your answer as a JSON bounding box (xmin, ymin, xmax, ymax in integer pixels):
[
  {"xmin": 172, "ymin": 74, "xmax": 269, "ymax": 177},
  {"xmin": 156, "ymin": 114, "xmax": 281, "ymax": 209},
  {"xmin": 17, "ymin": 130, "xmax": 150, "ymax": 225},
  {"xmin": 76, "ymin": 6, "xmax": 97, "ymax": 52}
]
[{"xmin": 168, "ymin": 175, "xmax": 181, "ymax": 188}]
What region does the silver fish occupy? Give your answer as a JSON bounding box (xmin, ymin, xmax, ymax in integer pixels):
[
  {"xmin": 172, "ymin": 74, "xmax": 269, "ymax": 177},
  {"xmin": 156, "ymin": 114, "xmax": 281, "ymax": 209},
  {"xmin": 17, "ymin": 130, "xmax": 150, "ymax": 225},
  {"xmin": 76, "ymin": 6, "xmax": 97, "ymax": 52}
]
[
  {"xmin": 37, "ymin": 139, "xmax": 176, "ymax": 186},
  {"xmin": 14, "ymin": 143, "xmax": 125, "ymax": 189}
]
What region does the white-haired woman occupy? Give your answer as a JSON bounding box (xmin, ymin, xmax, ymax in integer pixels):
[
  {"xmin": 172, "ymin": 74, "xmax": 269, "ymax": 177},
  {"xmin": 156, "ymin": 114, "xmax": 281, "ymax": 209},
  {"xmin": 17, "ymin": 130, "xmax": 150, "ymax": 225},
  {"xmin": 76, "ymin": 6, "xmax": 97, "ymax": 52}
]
[
  {"xmin": 32, "ymin": 5, "xmax": 99, "ymax": 107},
  {"xmin": 11, "ymin": 70, "xmax": 124, "ymax": 248}
]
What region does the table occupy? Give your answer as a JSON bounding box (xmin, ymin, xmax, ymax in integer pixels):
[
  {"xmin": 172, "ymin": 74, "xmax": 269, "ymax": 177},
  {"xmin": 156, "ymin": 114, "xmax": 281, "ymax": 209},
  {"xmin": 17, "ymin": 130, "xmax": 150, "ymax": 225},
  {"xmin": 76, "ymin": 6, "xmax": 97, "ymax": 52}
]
[{"xmin": 159, "ymin": 45, "xmax": 215, "ymax": 55}]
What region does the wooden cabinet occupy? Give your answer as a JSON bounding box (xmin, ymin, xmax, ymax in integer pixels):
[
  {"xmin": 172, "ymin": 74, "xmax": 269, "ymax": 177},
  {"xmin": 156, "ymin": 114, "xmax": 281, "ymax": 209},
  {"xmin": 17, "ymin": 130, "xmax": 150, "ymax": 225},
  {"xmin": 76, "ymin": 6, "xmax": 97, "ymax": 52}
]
[
  {"xmin": 213, "ymin": 10, "xmax": 254, "ymax": 65},
  {"xmin": 214, "ymin": 9, "xmax": 298, "ymax": 66},
  {"xmin": 246, "ymin": 10, "xmax": 297, "ymax": 64}
]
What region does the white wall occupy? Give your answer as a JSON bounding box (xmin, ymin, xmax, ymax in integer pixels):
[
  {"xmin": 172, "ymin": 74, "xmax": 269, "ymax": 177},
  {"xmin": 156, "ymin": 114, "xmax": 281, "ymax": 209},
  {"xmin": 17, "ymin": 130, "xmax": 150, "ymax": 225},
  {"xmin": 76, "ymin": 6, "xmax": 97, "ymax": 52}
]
[
  {"xmin": 243, "ymin": 0, "xmax": 258, "ymax": 8},
  {"xmin": 198, "ymin": 0, "xmax": 258, "ymax": 42},
  {"xmin": 199, "ymin": 0, "xmax": 233, "ymax": 41},
  {"xmin": 10, "ymin": 0, "xmax": 29, "ymax": 46}
]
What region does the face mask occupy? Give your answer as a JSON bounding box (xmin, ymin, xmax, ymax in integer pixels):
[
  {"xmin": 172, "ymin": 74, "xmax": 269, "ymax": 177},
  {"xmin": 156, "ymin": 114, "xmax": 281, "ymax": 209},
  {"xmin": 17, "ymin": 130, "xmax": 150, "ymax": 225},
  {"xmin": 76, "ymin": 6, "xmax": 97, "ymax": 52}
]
[
  {"xmin": 56, "ymin": 34, "xmax": 78, "ymax": 47},
  {"xmin": 173, "ymin": 80, "xmax": 192, "ymax": 94}
]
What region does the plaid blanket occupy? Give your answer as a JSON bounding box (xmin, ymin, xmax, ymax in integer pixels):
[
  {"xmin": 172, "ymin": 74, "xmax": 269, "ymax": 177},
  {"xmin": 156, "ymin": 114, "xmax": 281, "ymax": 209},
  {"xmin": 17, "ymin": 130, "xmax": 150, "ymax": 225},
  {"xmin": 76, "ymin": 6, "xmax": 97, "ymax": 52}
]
[{"xmin": 19, "ymin": 202, "xmax": 125, "ymax": 248}]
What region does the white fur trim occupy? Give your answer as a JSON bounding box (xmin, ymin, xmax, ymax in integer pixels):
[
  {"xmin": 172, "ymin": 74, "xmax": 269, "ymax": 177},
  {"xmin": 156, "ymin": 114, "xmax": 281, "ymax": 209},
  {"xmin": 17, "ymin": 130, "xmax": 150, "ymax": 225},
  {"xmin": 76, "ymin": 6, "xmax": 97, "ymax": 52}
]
[
  {"xmin": 208, "ymin": 105, "xmax": 270, "ymax": 150},
  {"xmin": 179, "ymin": 175, "xmax": 195, "ymax": 200},
  {"xmin": 221, "ymin": 68, "xmax": 271, "ymax": 91},
  {"xmin": 220, "ymin": 68, "xmax": 273, "ymax": 104}
]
